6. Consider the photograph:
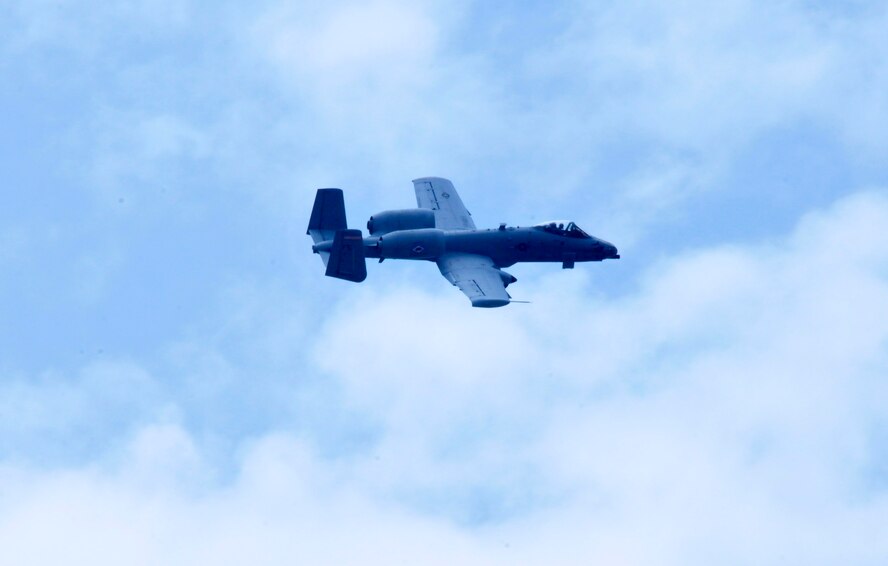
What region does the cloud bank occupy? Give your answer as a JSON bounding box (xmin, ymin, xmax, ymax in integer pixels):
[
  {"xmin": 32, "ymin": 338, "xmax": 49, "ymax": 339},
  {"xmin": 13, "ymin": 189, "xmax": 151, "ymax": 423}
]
[
  {"xmin": 3, "ymin": 0, "xmax": 888, "ymax": 563},
  {"xmin": 2, "ymin": 190, "xmax": 886, "ymax": 564}
]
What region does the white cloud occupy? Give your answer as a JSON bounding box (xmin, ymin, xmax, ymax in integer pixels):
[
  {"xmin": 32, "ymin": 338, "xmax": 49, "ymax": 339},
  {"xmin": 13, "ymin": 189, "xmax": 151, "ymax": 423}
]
[
  {"xmin": 86, "ymin": 111, "xmax": 212, "ymax": 201},
  {"xmin": 242, "ymin": 0, "xmax": 888, "ymax": 238},
  {"xmin": 249, "ymin": 0, "xmax": 447, "ymax": 133},
  {"xmin": 258, "ymin": 1, "xmax": 438, "ymax": 79},
  {"xmin": 4, "ymin": 0, "xmax": 888, "ymax": 561},
  {"xmin": 0, "ymin": 431, "xmax": 495, "ymax": 566},
  {"xmin": 20, "ymin": 0, "xmax": 883, "ymax": 240},
  {"xmin": 3, "ymin": 190, "xmax": 878, "ymax": 563},
  {"xmin": 534, "ymin": 0, "xmax": 882, "ymax": 148},
  {"xmin": 306, "ymin": 188, "xmax": 888, "ymax": 561},
  {"xmin": 119, "ymin": 423, "xmax": 205, "ymax": 489},
  {"xmin": 0, "ymin": 360, "xmax": 163, "ymax": 443}
]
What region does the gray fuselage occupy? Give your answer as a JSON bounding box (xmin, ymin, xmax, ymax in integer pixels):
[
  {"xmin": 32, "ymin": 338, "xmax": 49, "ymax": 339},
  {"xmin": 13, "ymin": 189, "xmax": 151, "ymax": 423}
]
[{"xmin": 361, "ymin": 225, "xmax": 619, "ymax": 267}]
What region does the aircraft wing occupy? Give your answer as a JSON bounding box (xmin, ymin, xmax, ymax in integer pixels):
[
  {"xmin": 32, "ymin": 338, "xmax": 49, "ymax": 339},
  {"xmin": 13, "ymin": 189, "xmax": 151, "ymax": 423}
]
[
  {"xmin": 413, "ymin": 177, "xmax": 476, "ymax": 231},
  {"xmin": 437, "ymin": 253, "xmax": 511, "ymax": 308}
]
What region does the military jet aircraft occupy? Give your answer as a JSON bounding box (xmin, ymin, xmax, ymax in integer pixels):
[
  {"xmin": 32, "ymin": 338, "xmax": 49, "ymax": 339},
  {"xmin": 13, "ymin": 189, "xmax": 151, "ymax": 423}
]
[{"xmin": 308, "ymin": 177, "xmax": 619, "ymax": 307}]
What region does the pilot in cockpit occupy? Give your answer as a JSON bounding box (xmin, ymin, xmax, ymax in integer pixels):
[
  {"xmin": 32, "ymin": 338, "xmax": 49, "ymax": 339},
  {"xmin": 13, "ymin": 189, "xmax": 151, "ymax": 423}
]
[{"xmin": 536, "ymin": 221, "xmax": 591, "ymax": 239}]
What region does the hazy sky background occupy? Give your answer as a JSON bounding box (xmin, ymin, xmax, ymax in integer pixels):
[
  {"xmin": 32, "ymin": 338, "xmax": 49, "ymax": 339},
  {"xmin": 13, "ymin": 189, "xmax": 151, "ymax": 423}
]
[{"xmin": 2, "ymin": 0, "xmax": 887, "ymax": 563}]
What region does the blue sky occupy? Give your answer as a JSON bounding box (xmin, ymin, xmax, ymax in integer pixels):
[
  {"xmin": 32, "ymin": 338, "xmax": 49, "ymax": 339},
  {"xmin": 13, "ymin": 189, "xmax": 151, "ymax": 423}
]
[{"xmin": 2, "ymin": 0, "xmax": 888, "ymax": 563}]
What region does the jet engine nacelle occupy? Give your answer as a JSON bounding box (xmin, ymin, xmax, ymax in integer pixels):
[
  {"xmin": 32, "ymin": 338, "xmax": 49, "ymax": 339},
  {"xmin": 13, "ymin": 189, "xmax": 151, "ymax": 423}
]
[
  {"xmin": 378, "ymin": 229, "xmax": 445, "ymax": 260},
  {"xmin": 367, "ymin": 209, "xmax": 436, "ymax": 236}
]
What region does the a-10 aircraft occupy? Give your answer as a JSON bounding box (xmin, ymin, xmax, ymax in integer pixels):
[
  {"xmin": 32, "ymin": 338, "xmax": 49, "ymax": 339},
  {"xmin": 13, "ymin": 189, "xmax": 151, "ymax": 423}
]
[{"xmin": 308, "ymin": 177, "xmax": 619, "ymax": 307}]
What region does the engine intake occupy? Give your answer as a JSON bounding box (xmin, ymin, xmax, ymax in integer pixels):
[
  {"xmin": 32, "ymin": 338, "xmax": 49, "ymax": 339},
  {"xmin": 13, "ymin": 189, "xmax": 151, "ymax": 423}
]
[{"xmin": 367, "ymin": 209, "xmax": 435, "ymax": 236}]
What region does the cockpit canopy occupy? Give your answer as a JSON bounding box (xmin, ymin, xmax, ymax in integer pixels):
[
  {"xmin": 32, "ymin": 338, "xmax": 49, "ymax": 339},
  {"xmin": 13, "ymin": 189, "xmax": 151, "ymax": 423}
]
[{"xmin": 533, "ymin": 220, "xmax": 591, "ymax": 239}]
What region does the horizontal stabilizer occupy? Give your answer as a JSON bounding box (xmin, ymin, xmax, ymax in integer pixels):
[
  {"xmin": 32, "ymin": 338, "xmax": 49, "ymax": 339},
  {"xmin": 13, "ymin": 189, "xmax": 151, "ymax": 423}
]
[
  {"xmin": 325, "ymin": 229, "xmax": 367, "ymax": 283},
  {"xmin": 307, "ymin": 188, "xmax": 347, "ymax": 244}
]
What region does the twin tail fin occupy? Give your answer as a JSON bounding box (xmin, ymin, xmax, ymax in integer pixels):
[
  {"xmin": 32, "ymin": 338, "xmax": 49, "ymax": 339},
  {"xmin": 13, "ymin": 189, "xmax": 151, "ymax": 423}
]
[{"xmin": 307, "ymin": 189, "xmax": 366, "ymax": 282}]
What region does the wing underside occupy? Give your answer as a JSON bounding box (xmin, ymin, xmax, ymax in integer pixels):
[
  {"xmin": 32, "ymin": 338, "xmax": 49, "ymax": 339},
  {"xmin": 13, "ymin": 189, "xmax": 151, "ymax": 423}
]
[
  {"xmin": 413, "ymin": 177, "xmax": 475, "ymax": 231},
  {"xmin": 437, "ymin": 253, "xmax": 511, "ymax": 308}
]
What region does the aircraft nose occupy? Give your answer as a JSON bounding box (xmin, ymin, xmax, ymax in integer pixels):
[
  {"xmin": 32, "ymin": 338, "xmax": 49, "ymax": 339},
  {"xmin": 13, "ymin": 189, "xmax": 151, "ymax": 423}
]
[{"xmin": 594, "ymin": 239, "xmax": 619, "ymax": 259}]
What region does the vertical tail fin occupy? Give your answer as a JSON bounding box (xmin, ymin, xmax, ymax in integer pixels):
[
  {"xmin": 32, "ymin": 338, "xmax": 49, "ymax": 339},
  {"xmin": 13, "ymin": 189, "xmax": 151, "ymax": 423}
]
[
  {"xmin": 325, "ymin": 229, "xmax": 367, "ymax": 283},
  {"xmin": 307, "ymin": 188, "xmax": 347, "ymax": 244}
]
